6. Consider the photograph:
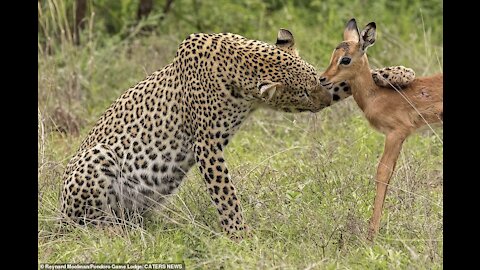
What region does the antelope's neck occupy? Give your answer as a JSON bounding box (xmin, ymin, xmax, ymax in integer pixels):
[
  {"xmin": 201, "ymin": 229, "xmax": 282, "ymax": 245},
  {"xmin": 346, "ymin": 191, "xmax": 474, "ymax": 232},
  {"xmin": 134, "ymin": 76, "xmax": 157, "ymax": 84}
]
[{"xmin": 349, "ymin": 66, "xmax": 377, "ymax": 112}]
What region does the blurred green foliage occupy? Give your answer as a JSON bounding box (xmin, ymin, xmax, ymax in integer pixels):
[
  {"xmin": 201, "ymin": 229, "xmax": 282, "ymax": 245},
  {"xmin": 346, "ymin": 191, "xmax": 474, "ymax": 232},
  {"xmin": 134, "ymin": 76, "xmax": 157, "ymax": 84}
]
[{"xmin": 38, "ymin": 0, "xmax": 443, "ymax": 51}]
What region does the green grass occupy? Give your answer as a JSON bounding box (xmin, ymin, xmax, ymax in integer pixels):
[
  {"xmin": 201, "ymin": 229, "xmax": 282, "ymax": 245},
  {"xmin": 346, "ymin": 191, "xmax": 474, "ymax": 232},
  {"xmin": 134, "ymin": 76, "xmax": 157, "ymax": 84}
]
[
  {"xmin": 39, "ymin": 107, "xmax": 443, "ymax": 268},
  {"xmin": 38, "ymin": 0, "xmax": 442, "ymax": 268}
]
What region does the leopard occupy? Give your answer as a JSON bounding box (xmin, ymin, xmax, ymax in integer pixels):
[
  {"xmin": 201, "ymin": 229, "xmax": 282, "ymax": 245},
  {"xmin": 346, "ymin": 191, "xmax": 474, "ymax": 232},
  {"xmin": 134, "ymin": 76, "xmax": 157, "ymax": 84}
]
[
  {"xmin": 60, "ymin": 28, "xmax": 415, "ymax": 240},
  {"xmin": 327, "ymin": 66, "xmax": 415, "ymax": 103}
]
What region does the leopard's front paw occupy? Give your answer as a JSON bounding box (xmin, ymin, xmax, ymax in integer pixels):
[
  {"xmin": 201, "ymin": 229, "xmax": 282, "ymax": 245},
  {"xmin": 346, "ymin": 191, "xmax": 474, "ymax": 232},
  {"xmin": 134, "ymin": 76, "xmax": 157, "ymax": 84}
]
[{"xmin": 227, "ymin": 224, "xmax": 252, "ymax": 242}]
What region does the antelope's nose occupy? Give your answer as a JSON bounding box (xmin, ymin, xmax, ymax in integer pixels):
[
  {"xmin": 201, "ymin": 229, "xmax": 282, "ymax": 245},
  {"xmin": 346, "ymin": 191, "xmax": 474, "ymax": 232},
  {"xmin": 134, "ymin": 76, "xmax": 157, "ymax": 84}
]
[{"xmin": 319, "ymin": 76, "xmax": 327, "ymax": 83}]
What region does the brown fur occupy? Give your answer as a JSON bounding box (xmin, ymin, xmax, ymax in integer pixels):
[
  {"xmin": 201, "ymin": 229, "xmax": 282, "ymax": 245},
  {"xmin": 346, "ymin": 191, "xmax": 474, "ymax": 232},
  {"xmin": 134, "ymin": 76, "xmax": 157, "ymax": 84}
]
[{"xmin": 320, "ymin": 19, "xmax": 443, "ymax": 241}]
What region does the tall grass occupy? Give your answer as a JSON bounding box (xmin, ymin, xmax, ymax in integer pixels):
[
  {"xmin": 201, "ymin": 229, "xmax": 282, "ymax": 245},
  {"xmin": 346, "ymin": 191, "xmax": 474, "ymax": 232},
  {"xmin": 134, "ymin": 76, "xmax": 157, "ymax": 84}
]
[{"xmin": 38, "ymin": 0, "xmax": 442, "ymax": 268}]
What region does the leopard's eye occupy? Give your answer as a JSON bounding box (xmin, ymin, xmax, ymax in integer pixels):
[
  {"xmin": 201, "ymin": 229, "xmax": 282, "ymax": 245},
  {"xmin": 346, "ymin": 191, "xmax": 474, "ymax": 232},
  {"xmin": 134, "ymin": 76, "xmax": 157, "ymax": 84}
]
[{"xmin": 340, "ymin": 57, "xmax": 351, "ymax": 65}]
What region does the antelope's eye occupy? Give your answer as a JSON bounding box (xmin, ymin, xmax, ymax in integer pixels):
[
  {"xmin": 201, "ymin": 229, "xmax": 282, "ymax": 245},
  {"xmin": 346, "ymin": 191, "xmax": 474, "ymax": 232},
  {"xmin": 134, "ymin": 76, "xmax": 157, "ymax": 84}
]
[{"xmin": 340, "ymin": 57, "xmax": 351, "ymax": 65}]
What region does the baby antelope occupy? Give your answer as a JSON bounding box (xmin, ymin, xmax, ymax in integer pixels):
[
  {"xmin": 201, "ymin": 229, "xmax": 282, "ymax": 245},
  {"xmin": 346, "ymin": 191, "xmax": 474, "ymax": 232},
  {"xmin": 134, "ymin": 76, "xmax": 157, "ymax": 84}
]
[{"xmin": 320, "ymin": 18, "xmax": 443, "ymax": 241}]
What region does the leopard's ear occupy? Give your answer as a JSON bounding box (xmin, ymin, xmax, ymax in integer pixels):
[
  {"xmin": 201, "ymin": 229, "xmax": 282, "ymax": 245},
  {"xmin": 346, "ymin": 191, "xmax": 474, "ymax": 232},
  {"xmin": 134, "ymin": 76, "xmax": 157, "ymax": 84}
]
[
  {"xmin": 258, "ymin": 80, "xmax": 282, "ymax": 100},
  {"xmin": 276, "ymin": 28, "xmax": 294, "ymax": 47},
  {"xmin": 276, "ymin": 28, "xmax": 298, "ymax": 56}
]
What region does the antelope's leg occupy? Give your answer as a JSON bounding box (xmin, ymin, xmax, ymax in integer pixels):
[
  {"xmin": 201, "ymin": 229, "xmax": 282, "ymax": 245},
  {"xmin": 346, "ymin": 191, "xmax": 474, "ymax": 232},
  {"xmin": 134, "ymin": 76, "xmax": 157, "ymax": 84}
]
[{"xmin": 367, "ymin": 132, "xmax": 406, "ymax": 241}]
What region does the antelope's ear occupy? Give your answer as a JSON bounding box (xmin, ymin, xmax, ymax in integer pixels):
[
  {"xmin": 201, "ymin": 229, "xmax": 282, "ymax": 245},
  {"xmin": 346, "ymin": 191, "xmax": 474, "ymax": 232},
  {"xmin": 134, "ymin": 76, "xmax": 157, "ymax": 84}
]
[
  {"xmin": 258, "ymin": 80, "xmax": 282, "ymax": 100},
  {"xmin": 344, "ymin": 18, "xmax": 360, "ymax": 42},
  {"xmin": 276, "ymin": 28, "xmax": 295, "ymax": 48},
  {"xmin": 360, "ymin": 22, "xmax": 376, "ymax": 52}
]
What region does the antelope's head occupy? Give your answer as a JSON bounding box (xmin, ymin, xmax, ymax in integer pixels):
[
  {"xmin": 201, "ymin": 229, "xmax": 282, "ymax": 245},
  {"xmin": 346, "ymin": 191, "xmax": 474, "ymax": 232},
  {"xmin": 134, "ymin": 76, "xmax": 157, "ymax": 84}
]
[{"xmin": 320, "ymin": 18, "xmax": 377, "ymax": 87}]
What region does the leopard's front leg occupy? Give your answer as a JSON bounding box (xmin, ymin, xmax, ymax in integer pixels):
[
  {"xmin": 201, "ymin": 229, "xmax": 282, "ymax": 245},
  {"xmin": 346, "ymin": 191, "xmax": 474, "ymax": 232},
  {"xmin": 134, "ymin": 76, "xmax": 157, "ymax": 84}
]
[{"xmin": 194, "ymin": 139, "xmax": 248, "ymax": 241}]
